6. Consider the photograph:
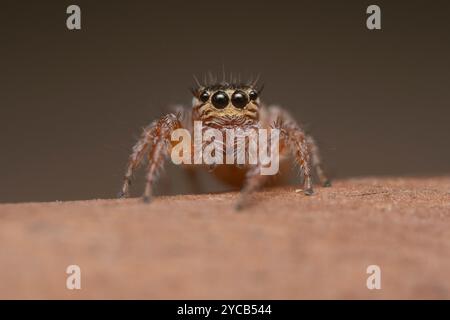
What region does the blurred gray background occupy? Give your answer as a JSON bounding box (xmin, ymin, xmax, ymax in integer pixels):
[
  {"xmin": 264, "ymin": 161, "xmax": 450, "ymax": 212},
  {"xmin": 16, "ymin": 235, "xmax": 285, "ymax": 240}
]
[{"xmin": 1, "ymin": 0, "xmax": 449, "ymax": 202}]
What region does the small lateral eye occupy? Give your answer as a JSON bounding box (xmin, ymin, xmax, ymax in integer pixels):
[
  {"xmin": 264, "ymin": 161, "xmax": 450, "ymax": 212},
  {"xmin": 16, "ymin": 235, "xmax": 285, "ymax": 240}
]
[
  {"xmin": 249, "ymin": 90, "xmax": 258, "ymax": 101},
  {"xmin": 199, "ymin": 90, "xmax": 210, "ymax": 102}
]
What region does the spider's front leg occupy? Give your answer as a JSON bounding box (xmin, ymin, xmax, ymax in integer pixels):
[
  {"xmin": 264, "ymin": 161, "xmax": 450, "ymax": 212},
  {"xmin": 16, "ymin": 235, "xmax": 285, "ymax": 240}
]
[
  {"xmin": 235, "ymin": 164, "xmax": 269, "ymax": 210},
  {"xmin": 276, "ymin": 118, "xmax": 315, "ymax": 195},
  {"xmin": 306, "ymin": 135, "xmax": 332, "ymax": 187},
  {"xmin": 119, "ymin": 113, "xmax": 182, "ymax": 202}
]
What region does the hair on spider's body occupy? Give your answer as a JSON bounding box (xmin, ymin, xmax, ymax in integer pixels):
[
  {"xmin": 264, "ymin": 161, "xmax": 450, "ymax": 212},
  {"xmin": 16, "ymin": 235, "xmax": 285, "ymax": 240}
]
[{"xmin": 119, "ymin": 76, "xmax": 331, "ymax": 210}]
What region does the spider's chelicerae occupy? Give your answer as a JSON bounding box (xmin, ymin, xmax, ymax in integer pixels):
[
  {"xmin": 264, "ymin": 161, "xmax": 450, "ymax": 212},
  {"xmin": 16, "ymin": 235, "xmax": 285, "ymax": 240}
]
[{"xmin": 119, "ymin": 76, "xmax": 331, "ymax": 209}]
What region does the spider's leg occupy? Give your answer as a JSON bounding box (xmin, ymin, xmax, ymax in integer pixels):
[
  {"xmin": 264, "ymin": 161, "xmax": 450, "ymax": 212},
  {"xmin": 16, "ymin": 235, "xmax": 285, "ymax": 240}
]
[
  {"xmin": 235, "ymin": 165, "xmax": 269, "ymax": 210},
  {"xmin": 120, "ymin": 113, "xmax": 182, "ymax": 201},
  {"xmin": 289, "ymin": 129, "xmax": 313, "ymax": 195},
  {"xmin": 142, "ymin": 114, "xmax": 182, "ymax": 203},
  {"xmin": 119, "ymin": 127, "xmax": 152, "ymax": 198},
  {"xmin": 273, "ymin": 112, "xmax": 313, "ymax": 195},
  {"xmin": 306, "ymin": 135, "xmax": 332, "ymax": 187}
]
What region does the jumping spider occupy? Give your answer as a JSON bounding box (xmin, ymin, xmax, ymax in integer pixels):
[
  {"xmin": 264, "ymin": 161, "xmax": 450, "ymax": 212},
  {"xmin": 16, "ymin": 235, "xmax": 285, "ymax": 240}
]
[{"xmin": 119, "ymin": 76, "xmax": 331, "ymax": 209}]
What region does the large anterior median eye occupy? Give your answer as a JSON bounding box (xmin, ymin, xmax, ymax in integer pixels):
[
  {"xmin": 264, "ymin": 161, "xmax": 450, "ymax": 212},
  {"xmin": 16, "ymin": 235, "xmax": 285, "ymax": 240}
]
[
  {"xmin": 231, "ymin": 90, "xmax": 249, "ymax": 108},
  {"xmin": 211, "ymin": 91, "xmax": 229, "ymax": 109}
]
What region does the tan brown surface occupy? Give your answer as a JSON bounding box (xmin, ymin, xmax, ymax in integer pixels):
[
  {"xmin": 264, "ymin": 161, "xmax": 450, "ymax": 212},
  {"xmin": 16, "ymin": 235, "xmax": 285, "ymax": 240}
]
[{"xmin": 0, "ymin": 177, "xmax": 449, "ymax": 299}]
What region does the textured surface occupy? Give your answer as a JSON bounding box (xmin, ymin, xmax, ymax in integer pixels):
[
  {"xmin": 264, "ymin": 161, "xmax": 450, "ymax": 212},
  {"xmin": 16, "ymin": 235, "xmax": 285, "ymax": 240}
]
[{"xmin": 0, "ymin": 177, "xmax": 449, "ymax": 299}]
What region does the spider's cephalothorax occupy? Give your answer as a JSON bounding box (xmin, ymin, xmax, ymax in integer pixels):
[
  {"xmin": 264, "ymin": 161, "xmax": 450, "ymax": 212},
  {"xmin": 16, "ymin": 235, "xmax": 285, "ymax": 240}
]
[
  {"xmin": 119, "ymin": 78, "xmax": 331, "ymax": 210},
  {"xmin": 191, "ymin": 83, "xmax": 261, "ymax": 129}
]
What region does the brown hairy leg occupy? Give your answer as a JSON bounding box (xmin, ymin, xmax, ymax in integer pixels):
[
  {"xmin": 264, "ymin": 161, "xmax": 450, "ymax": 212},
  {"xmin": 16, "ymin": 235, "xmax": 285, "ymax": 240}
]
[
  {"xmin": 235, "ymin": 165, "xmax": 269, "ymax": 210},
  {"xmin": 236, "ymin": 105, "xmax": 331, "ymax": 209},
  {"xmin": 306, "ymin": 135, "xmax": 332, "ymax": 187},
  {"xmin": 272, "ymin": 110, "xmax": 314, "ymax": 195},
  {"xmin": 284, "ymin": 127, "xmax": 314, "ymax": 195},
  {"xmin": 119, "ymin": 113, "xmax": 182, "ymax": 202}
]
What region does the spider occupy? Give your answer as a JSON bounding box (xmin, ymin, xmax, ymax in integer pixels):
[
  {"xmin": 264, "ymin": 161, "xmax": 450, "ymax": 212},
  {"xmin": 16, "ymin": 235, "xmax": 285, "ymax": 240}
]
[{"xmin": 118, "ymin": 75, "xmax": 331, "ymax": 209}]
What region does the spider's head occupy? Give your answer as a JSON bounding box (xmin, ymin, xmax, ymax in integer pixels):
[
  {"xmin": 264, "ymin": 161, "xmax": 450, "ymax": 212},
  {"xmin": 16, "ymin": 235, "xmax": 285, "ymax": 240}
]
[{"xmin": 191, "ymin": 82, "xmax": 263, "ymax": 127}]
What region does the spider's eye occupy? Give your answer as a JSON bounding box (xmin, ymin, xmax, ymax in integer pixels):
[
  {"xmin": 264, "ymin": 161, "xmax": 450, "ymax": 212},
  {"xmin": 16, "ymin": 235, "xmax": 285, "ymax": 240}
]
[
  {"xmin": 249, "ymin": 90, "xmax": 258, "ymax": 101},
  {"xmin": 199, "ymin": 90, "xmax": 210, "ymax": 102},
  {"xmin": 211, "ymin": 91, "xmax": 229, "ymax": 109},
  {"xmin": 231, "ymin": 90, "xmax": 249, "ymax": 109}
]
